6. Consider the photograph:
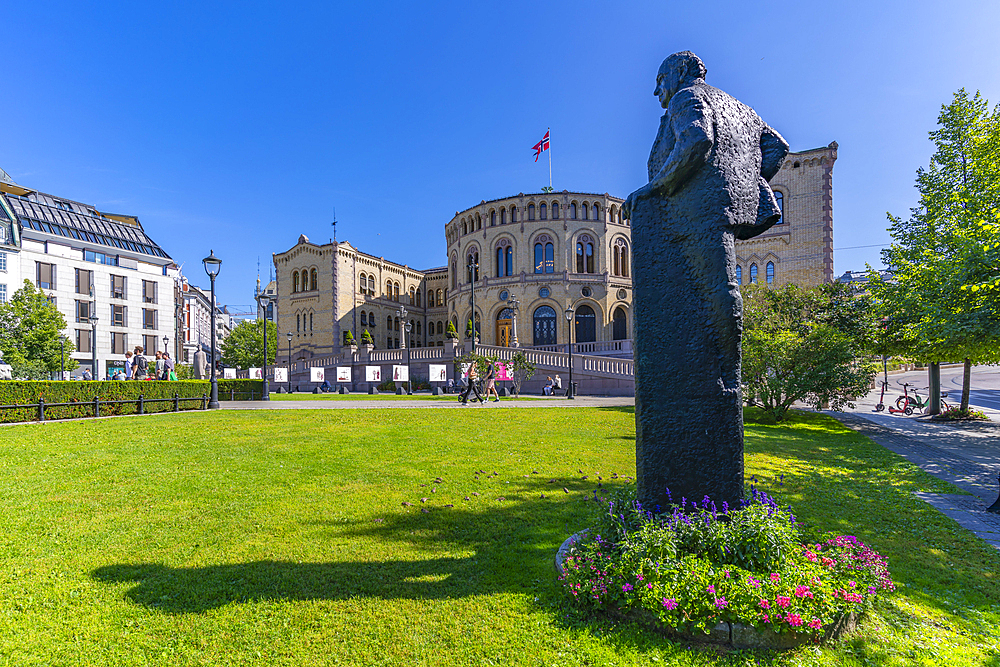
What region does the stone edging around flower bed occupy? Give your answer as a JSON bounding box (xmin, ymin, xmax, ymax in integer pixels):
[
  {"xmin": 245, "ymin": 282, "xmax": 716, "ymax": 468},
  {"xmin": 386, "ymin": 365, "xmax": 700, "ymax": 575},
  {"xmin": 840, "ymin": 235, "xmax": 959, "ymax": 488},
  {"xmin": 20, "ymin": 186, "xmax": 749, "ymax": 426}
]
[{"xmin": 554, "ymin": 531, "xmax": 857, "ymax": 650}]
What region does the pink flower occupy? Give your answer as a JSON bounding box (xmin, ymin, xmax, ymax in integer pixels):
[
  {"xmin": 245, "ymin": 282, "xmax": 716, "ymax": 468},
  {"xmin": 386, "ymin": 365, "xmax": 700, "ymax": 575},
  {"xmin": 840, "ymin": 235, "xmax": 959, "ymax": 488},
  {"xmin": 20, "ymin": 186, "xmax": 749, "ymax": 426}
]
[
  {"xmin": 662, "ymin": 597, "xmax": 677, "ymax": 610},
  {"xmin": 714, "ymin": 597, "xmax": 728, "ymax": 610},
  {"xmin": 776, "ymin": 596, "xmax": 791, "ymax": 609},
  {"xmin": 706, "ymin": 585, "xmax": 716, "ymax": 595},
  {"xmin": 636, "ymin": 574, "xmax": 644, "ymax": 581},
  {"xmin": 804, "ymin": 550, "xmax": 818, "ymax": 562},
  {"xmin": 724, "ymin": 569, "xmax": 731, "ymax": 578},
  {"xmin": 848, "ymin": 580, "xmax": 856, "ymax": 588},
  {"xmin": 647, "ymin": 583, "xmax": 654, "ymax": 590},
  {"xmin": 747, "ymin": 576, "xmax": 761, "ymax": 588},
  {"xmin": 769, "ymin": 573, "xmax": 781, "ymax": 584},
  {"xmin": 622, "ymin": 583, "xmax": 633, "ymax": 592},
  {"xmin": 758, "ymin": 599, "xmax": 770, "ymax": 610},
  {"xmin": 761, "ymin": 613, "xmax": 770, "ymax": 623},
  {"xmin": 794, "ymin": 585, "xmax": 813, "ymax": 599},
  {"xmin": 808, "ymin": 618, "xmax": 822, "ymax": 630},
  {"xmin": 786, "ymin": 613, "xmax": 803, "ymax": 627}
]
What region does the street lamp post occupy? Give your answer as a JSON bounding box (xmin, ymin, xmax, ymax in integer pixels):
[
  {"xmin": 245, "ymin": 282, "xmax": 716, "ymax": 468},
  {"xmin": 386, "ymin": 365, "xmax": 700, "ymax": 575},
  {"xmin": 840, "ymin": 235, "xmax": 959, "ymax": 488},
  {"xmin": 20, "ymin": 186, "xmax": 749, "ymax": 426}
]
[
  {"xmin": 162, "ymin": 335, "xmax": 169, "ymax": 380},
  {"xmin": 506, "ymin": 296, "xmax": 520, "ymax": 348},
  {"xmin": 286, "ymin": 332, "xmax": 293, "ymax": 394},
  {"xmin": 397, "ymin": 306, "xmax": 410, "ymax": 394},
  {"xmin": 89, "ymin": 316, "xmax": 98, "ymax": 379},
  {"xmin": 564, "ymin": 306, "xmax": 575, "ymax": 400},
  {"xmin": 59, "ymin": 335, "xmax": 66, "ymax": 380},
  {"xmin": 202, "ymin": 250, "xmax": 222, "ymax": 409},
  {"xmin": 467, "ymin": 258, "xmax": 478, "ymax": 354},
  {"xmin": 256, "ymin": 291, "xmax": 271, "ymax": 401}
]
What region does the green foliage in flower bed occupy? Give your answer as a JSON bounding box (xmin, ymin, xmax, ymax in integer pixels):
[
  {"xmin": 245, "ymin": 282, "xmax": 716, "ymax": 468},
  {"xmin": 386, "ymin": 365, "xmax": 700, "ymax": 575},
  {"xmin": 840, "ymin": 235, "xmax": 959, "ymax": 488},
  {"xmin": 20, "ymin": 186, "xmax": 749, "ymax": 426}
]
[
  {"xmin": 560, "ymin": 484, "xmax": 895, "ymax": 640},
  {"xmin": 216, "ymin": 379, "xmax": 263, "ymax": 400},
  {"xmin": 0, "ymin": 380, "xmax": 209, "ymax": 422},
  {"xmin": 931, "ymin": 407, "xmax": 991, "ymax": 421}
]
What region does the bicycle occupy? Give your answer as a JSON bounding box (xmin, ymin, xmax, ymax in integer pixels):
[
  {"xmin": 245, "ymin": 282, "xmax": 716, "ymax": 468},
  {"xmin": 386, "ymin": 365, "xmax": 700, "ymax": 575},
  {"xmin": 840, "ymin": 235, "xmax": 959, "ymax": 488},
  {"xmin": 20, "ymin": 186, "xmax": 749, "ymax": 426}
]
[{"xmin": 890, "ymin": 382, "xmax": 950, "ymax": 415}]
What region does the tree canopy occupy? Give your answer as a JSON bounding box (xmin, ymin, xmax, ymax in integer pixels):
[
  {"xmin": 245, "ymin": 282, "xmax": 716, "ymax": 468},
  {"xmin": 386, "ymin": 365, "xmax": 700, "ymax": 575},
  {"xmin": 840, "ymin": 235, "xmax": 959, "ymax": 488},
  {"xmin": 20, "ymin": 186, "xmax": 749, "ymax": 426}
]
[
  {"xmin": 869, "ymin": 89, "xmax": 1000, "ymax": 409},
  {"xmin": 0, "ymin": 279, "xmax": 76, "ymax": 378},
  {"xmin": 220, "ymin": 319, "xmax": 277, "ymax": 369}
]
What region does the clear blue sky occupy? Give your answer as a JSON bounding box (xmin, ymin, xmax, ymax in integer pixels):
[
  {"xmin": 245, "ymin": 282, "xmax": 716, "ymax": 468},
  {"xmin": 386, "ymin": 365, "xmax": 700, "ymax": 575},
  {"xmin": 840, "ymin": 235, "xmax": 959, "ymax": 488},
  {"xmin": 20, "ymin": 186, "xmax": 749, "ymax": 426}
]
[{"xmin": 3, "ymin": 0, "xmax": 999, "ymax": 309}]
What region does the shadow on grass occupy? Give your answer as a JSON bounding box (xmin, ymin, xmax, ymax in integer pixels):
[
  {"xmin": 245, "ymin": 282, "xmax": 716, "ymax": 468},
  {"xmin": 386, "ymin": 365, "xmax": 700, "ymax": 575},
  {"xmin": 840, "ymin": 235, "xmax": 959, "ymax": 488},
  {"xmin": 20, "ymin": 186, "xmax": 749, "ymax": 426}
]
[{"xmin": 92, "ymin": 475, "xmax": 614, "ymax": 615}]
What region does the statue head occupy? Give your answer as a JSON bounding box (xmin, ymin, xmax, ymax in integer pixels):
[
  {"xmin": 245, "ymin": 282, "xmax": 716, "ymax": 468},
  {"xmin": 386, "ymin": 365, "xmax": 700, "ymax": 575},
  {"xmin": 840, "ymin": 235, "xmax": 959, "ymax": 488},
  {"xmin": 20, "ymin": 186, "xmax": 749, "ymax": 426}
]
[{"xmin": 655, "ymin": 51, "xmax": 707, "ymax": 108}]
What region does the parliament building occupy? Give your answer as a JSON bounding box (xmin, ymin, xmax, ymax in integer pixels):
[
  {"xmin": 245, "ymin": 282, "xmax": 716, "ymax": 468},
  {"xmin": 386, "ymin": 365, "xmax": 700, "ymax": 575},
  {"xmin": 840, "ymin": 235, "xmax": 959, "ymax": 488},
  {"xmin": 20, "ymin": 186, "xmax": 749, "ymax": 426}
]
[{"xmin": 272, "ymin": 143, "xmax": 837, "ymax": 363}]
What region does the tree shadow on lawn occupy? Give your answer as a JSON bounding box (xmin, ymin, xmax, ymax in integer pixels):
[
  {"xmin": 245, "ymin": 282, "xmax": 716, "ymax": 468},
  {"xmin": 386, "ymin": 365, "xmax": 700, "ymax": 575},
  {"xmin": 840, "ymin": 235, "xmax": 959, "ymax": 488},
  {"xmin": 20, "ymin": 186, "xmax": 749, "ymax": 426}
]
[{"xmin": 91, "ymin": 474, "xmax": 614, "ymax": 616}]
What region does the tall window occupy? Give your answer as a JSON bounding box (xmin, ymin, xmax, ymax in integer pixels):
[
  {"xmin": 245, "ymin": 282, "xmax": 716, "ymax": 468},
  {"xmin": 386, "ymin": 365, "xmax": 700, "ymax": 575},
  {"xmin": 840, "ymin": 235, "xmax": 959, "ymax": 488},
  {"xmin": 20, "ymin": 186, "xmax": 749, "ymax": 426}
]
[
  {"xmin": 297, "ymin": 314, "xmax": 301, "ymax": 332},
  {"xmin": 36, "ymin": 262, "xmax": 55, "ymax": 290},
  {"xmin": 539, "ymin": 203, "xmax": 547, "ymax": 220},
  {"xmin": 436, "ymin": 288, "xmax": 443, "ymax": 306},
  {"xmin": 495, "ymin": 240, "xmax": 512, "ymax": 277},
  {"xmin": 490, "ymin": 210, "xmax": 496, "ymax": 226},
  {"xmin": 582, "ymin": 203, "xmax": 589, "ymax": 220},
  {"xmin": 612, "ymin": 239, "xmax": 629, "ymax": 277},
  {"xmin": 505, "ymin": 246, "xmax": 513, "ymax": 276},
  {"xmin": 361, "ymin": 311, "xmax": 367, "ymax": 326},
  {"xmin": 593, "ymin": 204, "xmax": 600, "ymax": 221},
  {"xmin": 528, "ymin": 204, "xmax": 535, "ymax": 221},
  {"xmin": 735, "ymin": 265, "xmax": 742, "ymax": 285},
  {"xmin": 143, "ymin": 308, "xmax": 157, "ymax": 330},
  {"xmin": 143, "ymin": 335, "xmax": 160, "ymax": 355},
  {"xmin": 576, "ymin": 235, "xmax": 595, "ymax": 273},
  {"xmin": 112, "ymin": 304, "xmax": 127, "ymax": 327},
  {"xmin": 0, "ymin": 283, "xmax": 6, "ymax": 303},
  {"xmin": 500, "ymin": 208, "xmax": 506, "ymax": 225},
  {"xmin": 510, "ymin": 206, "xmax": 516, "ymax": 222},
  {"xmin": 766, "ymin": 261, "xmax": 775, "ymax": 284},
  {"xmin": 142, "ymin": 280, "xmax": 157, "ymax": 304},
  {"xmin": 750, "ymin": 264, "xmax": 758, "ymax": 283},
  {"xmin": 76, "ymin": 328, "xmax": 92, "ymax": 353},
  {"xmin": 409, "ymin": 287, "xmax": 415, "ymax": 305},
  {"xmin": 416, "ymin": 290, "xmax": 422, "ymax": 307},
  {"xmin": 570, "ymin": 203, "xmax": 577, "ymax": 219},
  {"xmin": 111, "ymin": 275, "xmax": 126, "ymax": 299},
  {"xmin": 310, "ymin": 313, "xmax": 313, "ymax": 330},
  {"xmin": 75, "ymin": 300, "xmax": 91, "ymax": 323},
  {"xmin": 359, "ymin": 272, "xmax": 367, "ymax": 295},
  {"xmin": 386, "ymin": 280, "xmax": 393, "ymax": 298},
  {"xmin": 0, "ymin": 252, "xmax": 6, "ymax": 272},
  {"xmin": 310, "ymin": 268, "xmax": 318, "ymax": 290},
  {"xmin": 75, "ymin": 268, "xmax": 93, "ymax": 295},
  {"xmin": 612, "ymin": 306, "xmax": 628, "ymax": 340},
  {"xmin": 574, "ymin": 305, "xmax": 596, "ymax": 343},
  {"xmin": 293, "ymin": 272, "xmax": 299, "ymax": 293},
  {"xmin": 111, "ymin": 332, "xmax": 127, "ymax": 354},
  {"xmin": 552, "ymin": 202, "xmax": 559, "ymax": 219},
  {"xmin": 774, "ymin": 191, "xmax": 784, "ymax": 223},
  {"xmin": 451, "ymin": 261, "xmax": 457, "ymax": 289}
]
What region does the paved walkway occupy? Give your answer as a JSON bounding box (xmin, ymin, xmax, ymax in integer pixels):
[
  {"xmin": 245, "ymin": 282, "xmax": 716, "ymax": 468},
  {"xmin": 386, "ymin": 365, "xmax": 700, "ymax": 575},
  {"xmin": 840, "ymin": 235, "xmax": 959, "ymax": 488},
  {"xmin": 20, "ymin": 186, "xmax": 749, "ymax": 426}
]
[{"xmin": 220, "ymin": 396, "xmax": 635, "ymax": 411}]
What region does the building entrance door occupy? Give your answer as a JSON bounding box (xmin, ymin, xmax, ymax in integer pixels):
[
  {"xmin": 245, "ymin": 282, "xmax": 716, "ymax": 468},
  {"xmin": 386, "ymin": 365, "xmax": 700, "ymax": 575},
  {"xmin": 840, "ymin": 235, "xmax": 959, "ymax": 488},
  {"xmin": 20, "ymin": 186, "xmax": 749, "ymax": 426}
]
[{"xmin": 496, "ymin": 308, "xmax": 513, "ymax": 347}]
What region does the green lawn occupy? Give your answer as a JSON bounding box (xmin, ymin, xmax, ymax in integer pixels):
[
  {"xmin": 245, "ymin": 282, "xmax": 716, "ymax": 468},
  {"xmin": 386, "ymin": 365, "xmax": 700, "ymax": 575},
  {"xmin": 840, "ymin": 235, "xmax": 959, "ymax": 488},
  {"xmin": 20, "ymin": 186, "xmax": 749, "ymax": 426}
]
[{"xmin": 0, "ymin": 407, "xmax": 997, "ymax": 666}]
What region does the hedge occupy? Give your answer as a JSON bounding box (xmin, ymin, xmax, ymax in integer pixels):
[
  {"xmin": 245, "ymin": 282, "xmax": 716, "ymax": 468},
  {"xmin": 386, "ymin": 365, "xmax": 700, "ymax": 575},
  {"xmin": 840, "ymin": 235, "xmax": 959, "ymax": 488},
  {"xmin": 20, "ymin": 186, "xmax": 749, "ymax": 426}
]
[
  {"xmin": 216, "ymin": 379, "xmax": 264, "ymax": 401},
  {"xmin": 0, "ymin": 381, "xmax": 211, "ymax": 423}
]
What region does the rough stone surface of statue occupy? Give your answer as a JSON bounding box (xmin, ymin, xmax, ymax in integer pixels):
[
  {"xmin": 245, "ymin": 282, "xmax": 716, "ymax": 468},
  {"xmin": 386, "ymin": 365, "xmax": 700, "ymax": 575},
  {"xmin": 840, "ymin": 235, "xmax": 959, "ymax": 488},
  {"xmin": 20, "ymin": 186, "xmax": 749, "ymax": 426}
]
[
  {"xmin": 192, "ymin": 348, "xmax": 208, "ymax": 380},
  {"xmin": 624, "ymin": 51, "xmax": 789, "ymax": 512}
]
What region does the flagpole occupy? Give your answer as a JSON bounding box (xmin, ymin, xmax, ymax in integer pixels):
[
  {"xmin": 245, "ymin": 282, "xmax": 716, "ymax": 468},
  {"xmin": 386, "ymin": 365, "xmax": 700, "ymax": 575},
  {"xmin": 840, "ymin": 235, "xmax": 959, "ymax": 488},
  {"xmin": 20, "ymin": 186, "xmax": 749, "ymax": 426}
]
[{"xmin": 547, "ymin": 127, "xmax": 552, "ymax": 190}]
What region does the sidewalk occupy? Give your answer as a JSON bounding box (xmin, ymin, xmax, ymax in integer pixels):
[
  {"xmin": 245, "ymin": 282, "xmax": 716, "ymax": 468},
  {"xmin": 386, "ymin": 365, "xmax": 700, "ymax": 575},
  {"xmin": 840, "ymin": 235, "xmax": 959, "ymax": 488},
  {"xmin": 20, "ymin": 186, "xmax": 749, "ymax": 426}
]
[{"xmin": 827, "ymin": 391, "xmax": 1000, "ymax": 551}]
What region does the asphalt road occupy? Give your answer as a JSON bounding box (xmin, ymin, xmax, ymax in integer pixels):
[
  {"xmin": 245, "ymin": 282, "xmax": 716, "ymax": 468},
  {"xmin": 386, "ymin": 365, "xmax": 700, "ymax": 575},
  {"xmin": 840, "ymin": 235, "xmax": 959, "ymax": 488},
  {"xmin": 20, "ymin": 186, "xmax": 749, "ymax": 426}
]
[{"xmin": 869, "ymin": 364, "xmax": 1000, "ymax": 413}]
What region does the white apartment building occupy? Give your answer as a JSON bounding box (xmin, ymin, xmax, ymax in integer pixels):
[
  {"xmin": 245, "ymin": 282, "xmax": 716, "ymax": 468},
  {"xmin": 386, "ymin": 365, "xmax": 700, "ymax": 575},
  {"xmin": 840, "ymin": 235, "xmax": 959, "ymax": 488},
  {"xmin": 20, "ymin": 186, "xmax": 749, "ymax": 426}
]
[{"xmin": 0, "ymin": 177, "xmax": 178, "ymax": 378}]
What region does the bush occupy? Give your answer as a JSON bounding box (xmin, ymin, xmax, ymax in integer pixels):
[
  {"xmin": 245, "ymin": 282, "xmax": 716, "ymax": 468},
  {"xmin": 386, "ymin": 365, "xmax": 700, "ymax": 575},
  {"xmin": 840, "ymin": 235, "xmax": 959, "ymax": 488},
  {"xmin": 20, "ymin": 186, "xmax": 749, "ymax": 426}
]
[
  {"xmin": 0, "ymin": 380, "xmax": 210, "ymax": 423},
  {"xmin": 932, "ymin": 407, "xmax": 990, "ymax": 421},
  {"xmin": 560, "ymin": 485, "xmax": 894, "ymax": 638},
  {"xmin": 377, "ymin": 378, "xmax": 397, "ymax": 392}
]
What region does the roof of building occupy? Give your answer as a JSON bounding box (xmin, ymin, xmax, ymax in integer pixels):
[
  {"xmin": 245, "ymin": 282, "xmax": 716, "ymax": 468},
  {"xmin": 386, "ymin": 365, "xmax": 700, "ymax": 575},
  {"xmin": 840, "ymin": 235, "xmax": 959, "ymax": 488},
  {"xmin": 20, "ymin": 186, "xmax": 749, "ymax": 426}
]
[{"xmin": 1, "ymin": 184, "xmax": 170, "ymax": 260}]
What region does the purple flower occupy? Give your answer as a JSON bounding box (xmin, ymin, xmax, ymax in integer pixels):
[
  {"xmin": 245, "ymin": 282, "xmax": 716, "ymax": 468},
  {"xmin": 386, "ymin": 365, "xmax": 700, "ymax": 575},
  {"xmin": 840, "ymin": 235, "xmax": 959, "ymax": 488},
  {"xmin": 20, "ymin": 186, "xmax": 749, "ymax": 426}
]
[
  {"xmin": 714, "ymin": 597, "xmax": 728, "ymax": 610},
  {"xmin": 662, "ymin": 597, "xmax": 677, "ymax": 610}
]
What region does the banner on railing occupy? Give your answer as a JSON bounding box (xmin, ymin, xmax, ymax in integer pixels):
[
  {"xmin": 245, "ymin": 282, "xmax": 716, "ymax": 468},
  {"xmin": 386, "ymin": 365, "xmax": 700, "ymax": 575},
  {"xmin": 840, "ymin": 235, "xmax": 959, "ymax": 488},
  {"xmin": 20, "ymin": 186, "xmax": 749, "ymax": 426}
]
[
  {"xmin": 392, "ymin": 365, "xmax": 409, "ymax": 382},
  {"xmin": 428, "ymin": 364, "xmax": 447, "ymax": 383},
  {"xmin": 249, "ymin": 368, "xmax": 263, "ymax": 380},
  {"xmin": 495, "ymin": 361, "xmax": 511, "ymax": 381},
  {"xmin": 273, "ymin": 367, "xmax": 287, "ymax": 383},
  {"xmin": 366, "ymin": 366, "xmax": 382, "ymax": 382},
  {"xmin": 310, "ymin": 367, "xmax": 325, "ymax": 383},
  {"xmin": 223, "ymin": 368, "xmax": 237, "ymax": 379},
  {"xmin": 336, "ymin": 366, "xmax": 351, "ymax": 382}
]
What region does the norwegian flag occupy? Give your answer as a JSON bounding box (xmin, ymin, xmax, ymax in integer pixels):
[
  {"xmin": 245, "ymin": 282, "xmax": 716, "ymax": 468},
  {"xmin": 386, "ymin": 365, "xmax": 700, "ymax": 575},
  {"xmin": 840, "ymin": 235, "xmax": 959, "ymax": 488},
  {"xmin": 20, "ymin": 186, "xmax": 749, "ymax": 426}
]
[{"xmin": 532, "ymin": 131, "xmax": 550, "ymax": 162}]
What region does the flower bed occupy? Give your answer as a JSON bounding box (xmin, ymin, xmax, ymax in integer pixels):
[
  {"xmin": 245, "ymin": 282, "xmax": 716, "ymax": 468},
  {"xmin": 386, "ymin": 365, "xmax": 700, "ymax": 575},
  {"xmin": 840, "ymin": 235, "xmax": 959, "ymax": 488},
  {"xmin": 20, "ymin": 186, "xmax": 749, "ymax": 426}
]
[
  {"xmin": 931, "ymin": 407, "xmax": 990, "ymax": 421},
  {"xmin": 557, "ymin": 485, "xmax": 894, "ymax": 648}
]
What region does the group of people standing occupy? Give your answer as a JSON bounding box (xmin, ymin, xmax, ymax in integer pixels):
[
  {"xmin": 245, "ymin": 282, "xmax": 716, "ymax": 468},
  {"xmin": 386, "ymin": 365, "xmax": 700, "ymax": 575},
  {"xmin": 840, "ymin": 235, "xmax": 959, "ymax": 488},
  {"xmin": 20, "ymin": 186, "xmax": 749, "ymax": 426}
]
[{"xmin": 109, "ymin": 346, "xmax": 176, "ymax": 381}]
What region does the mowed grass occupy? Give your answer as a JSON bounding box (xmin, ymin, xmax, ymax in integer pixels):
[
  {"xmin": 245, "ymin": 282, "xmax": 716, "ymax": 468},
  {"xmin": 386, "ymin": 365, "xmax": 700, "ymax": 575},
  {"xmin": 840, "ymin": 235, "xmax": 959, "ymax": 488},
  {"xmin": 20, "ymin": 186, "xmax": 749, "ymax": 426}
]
[{"xmin": 0, "ymin": 408, "xmax": 998, "ymax": 666}]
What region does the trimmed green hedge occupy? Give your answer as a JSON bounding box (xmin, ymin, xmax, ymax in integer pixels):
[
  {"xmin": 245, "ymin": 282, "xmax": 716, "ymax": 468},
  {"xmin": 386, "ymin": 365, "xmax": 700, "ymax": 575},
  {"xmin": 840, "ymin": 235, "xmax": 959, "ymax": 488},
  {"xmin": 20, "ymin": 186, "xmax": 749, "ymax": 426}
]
[
  {"xmin": 0, "ymin": 381, "xmax": 211, "ymax": 423},
  {"xmin": 217, "ymin": 379, "xmax": 263, "ymax": 401}
]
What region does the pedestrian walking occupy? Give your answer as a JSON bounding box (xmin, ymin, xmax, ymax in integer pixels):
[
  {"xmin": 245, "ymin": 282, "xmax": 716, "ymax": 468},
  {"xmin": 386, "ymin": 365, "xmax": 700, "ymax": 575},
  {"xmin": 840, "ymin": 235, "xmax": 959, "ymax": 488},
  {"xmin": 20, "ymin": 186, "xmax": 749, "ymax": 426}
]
[
  {"xmin": 132, "ymin": 346, "xmax": 150, "ymax": 379},
  {"xmin": 459, "ymin": 362, "xmax": 484, "ymax": 405},
  {"xmin": 484, "ymin": 360, "xmax": 500, "ymax": 402},
  {"xmin": 162, "ymin": 351, "xmax": 175, "ymax": 380}
]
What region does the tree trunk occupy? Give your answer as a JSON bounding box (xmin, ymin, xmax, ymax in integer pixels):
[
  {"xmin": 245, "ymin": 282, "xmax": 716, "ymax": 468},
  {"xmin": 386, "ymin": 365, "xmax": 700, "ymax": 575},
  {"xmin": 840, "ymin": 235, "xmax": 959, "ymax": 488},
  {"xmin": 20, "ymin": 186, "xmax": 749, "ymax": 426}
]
[
  {"xmin": 961, "ymin": 358, "xmax": 972, "ymax": 412},
  {"xmin": 928, "ymin": 362, "xmax": 941, "ymax": 415}
]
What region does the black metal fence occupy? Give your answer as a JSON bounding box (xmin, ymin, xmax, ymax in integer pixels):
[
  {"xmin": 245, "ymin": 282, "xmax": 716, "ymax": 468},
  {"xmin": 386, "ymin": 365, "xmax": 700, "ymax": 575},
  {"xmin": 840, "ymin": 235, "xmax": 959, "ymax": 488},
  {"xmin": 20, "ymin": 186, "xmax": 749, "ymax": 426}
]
[{"xmin": 0, "ymin": 393, "xmax": 209, "ymax": 423}]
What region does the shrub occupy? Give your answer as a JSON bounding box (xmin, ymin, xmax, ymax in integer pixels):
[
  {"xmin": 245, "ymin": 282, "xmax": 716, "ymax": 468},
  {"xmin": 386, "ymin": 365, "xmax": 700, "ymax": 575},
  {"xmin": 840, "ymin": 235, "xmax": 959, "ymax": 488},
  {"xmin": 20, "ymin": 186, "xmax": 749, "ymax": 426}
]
[
  {"xmin": 445, "ymin": 321, "xmax": 458, "ymax": 340},
  {"xmin": 0, "ymin": 380, "xmax": 210, "ymax": 423},
  {"xmin": 932, "ymin": 407, "xmax": 990, "ymax": 421},
  {"xmin": 361, "ymin": 329, "xmax": 374, "ymax": 345},
  {"xmin": 378, "ymin": 378, "xmax": 397, "ymax": 392},
  {"xmin": 560, "ymin": 485, "xmax": 895, "ymax": 638},
  {"xmin": 216, "ymin": 379, "xmax": 263, "ymax": 400}
]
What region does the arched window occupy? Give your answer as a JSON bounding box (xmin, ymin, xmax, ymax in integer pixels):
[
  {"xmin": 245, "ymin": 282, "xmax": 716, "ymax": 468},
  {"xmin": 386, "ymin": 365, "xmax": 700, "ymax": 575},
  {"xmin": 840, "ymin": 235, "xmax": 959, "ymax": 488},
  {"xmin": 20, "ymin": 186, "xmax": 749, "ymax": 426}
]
[
  {"xmin": 735, "ymin": 265, "xmax": 742, "ymax": 285},
  {"xmin": 539, "ymin": 202, "xmax": 547, "ymax": 220},
  {"xmin": 416, "ymin": 290, "xmax": 422, "ymax": 307},
  {"xmin": 532, "ymin": 305, "xmax": 557, "ymax": 346},
  {"xmin": 552, "ymin": 201, "xmax": 559, "ymax": 219},
  {"xmin": 592, "ymin": 204, "xmax": 600, "ymax": 221},
  {"xmin": 437, "ymin": 321, "xmax": 443, "ymax": 335},
  {"xmin": 387, "ymin": 316, "xmax": 392, "ymax": 330},
  {"xmin": 292, "ymin": 271, "xmax": 299, "ymax": 293},
  {"xmin": 394, "ymin": 282, "xmax": 400, "ymax": 301},
  {"xmin": 575, "ymin": 305, "xmax": 596, "ymax": 343},
  {"xmin": 750, "ymin": 264, "xmax": 758, "ymax": 283},
  {"xmin": 491, "ymin": 210, "xmax": 496, "ymax": 226},
  {"xmin": 528, "ymin": 204, "xmax": 536, "ymax": 221},
  {"xmin": 369, "ymin": 312, "xmax": 376, "ymax": 327},
  {"xmin": 582, "ymin": 203, "xmax": 589, "ymax": 220},
  {"xmin": 451, "ymin": 260, "xmax": 457, "ymax": 290},
  {"xmin": 495, "ymin": 239, "xmax": 512, "ymax": 277},
  {"xmin": 477, "ymin": 214, "xmax": 482, "ymax": 230},
  {"xmin": 310, "ymin": 268, "xmax": 318, "ymax": 290},
  {"xmin": 309, "ymin": 312, "xmax": 313, "ymax": 331},
  {"xmin": 766, "ymin": 261, "xmax": 775, "ymax": 284},
  {"xmin": 612, "ymin": 239, "xmax": 629, "ymax": 277},
  {"xmin": 570, "ymin": 203, "xmax": 577, "ymax": 219},
  {"xmin": 368, "ymin": 275, "xmax": 376, "ymax": 295},
  {"xmin": 500, "ymin": 208, "xmax": 506, "ymax": 225},
  {"xmin": 511, "ymin": 206, "xmax": 517, "ymax": 222},
  {"xmin": 416, "ymin": 321, "xmax": 421, "ymax": 335},
  {"xmin": 436, "ymin": 288, "xmax": 443, "ymax": 306},
  {"xmin": 612, "ymin": 306, "xmax": 628, "ymax": 340},
  {"xmin": 774, "ymin": 191, "xmax": 784, "ymax": 223},
  {"xmin": 534, "ymin": 235, "xmax": 554, "ymax": 274},
  {"xmin": 296, "ymin": 313, "xmax": 301, "ymax": 332},
  {"xmin": 576, "ymin": 235, "xmax": 595, "ymax": 273},
  {"xmin": 358, "ymin": 272, "xmax": 366, "ymax": 295},
  {"xmin": 386, "ymin": 280, "xmax": 393, "ymax": 298},
  {"xmin": 360, "ymin": 311, "xmax": 367, "ymax": 326},
  {"xmin": 462, "ymin": 219, "xmax": 468, "ymax": 235},
  {"xmin": 409, "ymin": 287, "xmax": 415, "ymax": 304}
]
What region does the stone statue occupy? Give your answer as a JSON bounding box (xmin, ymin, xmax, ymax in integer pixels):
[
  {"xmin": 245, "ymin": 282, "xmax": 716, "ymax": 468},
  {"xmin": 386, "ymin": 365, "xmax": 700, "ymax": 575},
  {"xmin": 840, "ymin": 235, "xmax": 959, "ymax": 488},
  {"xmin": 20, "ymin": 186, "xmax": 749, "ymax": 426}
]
[
  {"xmin": 192, "ymin": 348, "xmax": 208, "ymax": 380},
  {"xmin": 624, "ymin": 51, "xmax": 789, "ymax": 512}
]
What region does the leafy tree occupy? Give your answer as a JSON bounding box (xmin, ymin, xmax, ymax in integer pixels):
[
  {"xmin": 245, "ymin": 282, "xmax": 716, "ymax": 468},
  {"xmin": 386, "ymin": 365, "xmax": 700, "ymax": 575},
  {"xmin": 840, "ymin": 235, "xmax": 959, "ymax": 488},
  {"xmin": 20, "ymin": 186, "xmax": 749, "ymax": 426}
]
[
  {"xmin": 870, "ymin": 89, "xmax": 1000, "ymax": 410},
  {"xmin": 508, "ymin": 351, "xmax": 536, "ymax": 397},
  {"xmin": 0, "ymin": 279, "xmax": 77, "ymax": 375},
  {"xmin": 220, "ymin": 319, "xmax": 277, "ymax": 369},
  {"xmin": 742, "ymin": 283, "xmax": 876, "ymax": 422}
]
